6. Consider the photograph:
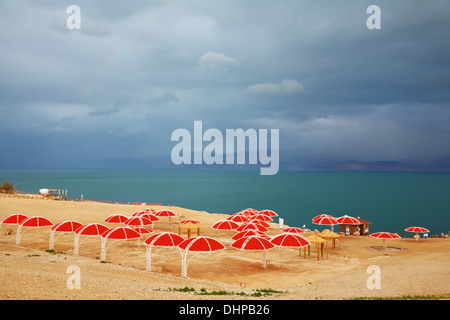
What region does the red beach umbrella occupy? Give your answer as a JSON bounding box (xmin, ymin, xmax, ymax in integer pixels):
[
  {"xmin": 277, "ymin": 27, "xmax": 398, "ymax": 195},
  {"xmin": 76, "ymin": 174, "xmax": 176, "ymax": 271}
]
[
  {"xmin": 212, "ymin": 220, "xmax": 240, "ymax": 230},
  {"xmin": 124, "ymin": 216, "xmax": 153, "ymax": 227},
  {"xmin": 138, "ymin": 213, "xmax": 160, "ymax": 222},
  {"xmin": 20, "ymin": 216, "xmax": 53, "ymax": 228},
  {"xmin": 227, "ymin": 214, "xmax": 249, "ymax": 223},
  {"xmin": 282, "ymin": 227, "xmax": 305, "ymax": 233},
  {"xmin": 232, "ymin": 230, "xmax": 271, "ymax": 241},
  {"xmin": 0, "ymin": 214, "xmax": 29, "ymax": 235},
  {"xmin": 370, "ymin": 232, "xmax": 401, "ymax": 249},
  {"xmin": 52, "ymin": 220, "xmax": 83, "ymax": 232},
  {"xmin": 230, "ymin": 235, "xmax": 275, "ymax": 268},
  {"xmin": 270, "ymin": 233, "xmax": 310, "ymax": 248},
  {"xmin": 248, "ymin": 219, "xmax": 271, "ymax": 228},
  {"xmin": 405, "ymin": 226, "xmax": 429, "ymax": 233},
  {"xmin": 312, "ymin": 214, "xmax": 334, "ymax": 221},
  {"xmin": 178, "ymin": 236, "xmax": 226, "ymax": 277},
  {"xmin": 101, "ymin": 226, "xmax": 141, "ymax": 240},
  {"xmin": 73, "ymin": 223, "xmax": 109, "ymax": 256},
  {"xmin": 239, "ymin": 208, "xmax": 258, "ymax": 216},
  {"xmin": 155, "ymin": 210, "xmax": 179, "ymax": 217},
  {"xmin": 75, "ymin": 223, "xmax": 109, "ymax": 236},
  {"xmin": 180, "ymin": 219, "xmax": 200, "ymax": 225},
  {"xmin": 236, "ymin": 222, "xmax": 269, "ymax": 233},
  {"xmin": 336, "ymin": 215, "xmax": 360, "ymax": 225},
  {"xmin": 100, "ymin": 227, "xmax": 142, "ymax": 260},
  {"xmin": 258, "ymin": 210, "xmax": 278, "ymax": 217},
  {"xmin": 145, "ymin": 232, "xmax": 184, "ymax": 247},
  {"xmin": 16, "ymin": 216, "xmax": 53, "ymax": 245},
  {"xmin": 312, "ymin": 215, "xmax": 339, "ymax": 232},
  {"xmin": 405, "ymin": 226, "xmax": 430, "ymax": 241},
  {"xmin": 1, "ymin": 213, "xmax": 29, "ymax": 224},
  {"xmin": 49, "ymin": 220, "xmax": 83, "ymax": 250},
  {"xmin": 251, "ymin": 214, "xmax": 273, "ymax": 222},
  {"xmin": 104, "ymin": 214, "xmax": 129, "ymax": 224},
  {"xmin": 132, "ymin": 227, "xmax": 154, "ymax": 235},
  {"xmin": 145, "ymin": 232, "xmax": 185, "ymax": 271}
]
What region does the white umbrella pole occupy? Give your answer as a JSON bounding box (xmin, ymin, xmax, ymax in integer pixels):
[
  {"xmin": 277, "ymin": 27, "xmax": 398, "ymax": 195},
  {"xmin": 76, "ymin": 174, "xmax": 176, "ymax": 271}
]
[
  {"xmin": 262, "ymin": 251, "xmax": 267, "ymax": 269},
  {"xmin": 49, "ymin": 230, "xmax": 55, "ymax": 250},
  {"xmin": 15, "ymin": 225, "xmax": 22, "ymax": 245},
  {"xmin": 146, "ymin": 246, "xmax": 152, "ymax": 272},
  {"xmin": 74, "ymin": 234, "xmax": 80, "ymax": 256},
  {"xmin": 100, "ymin": 238, "xmax": 107, "ymax": 261}
]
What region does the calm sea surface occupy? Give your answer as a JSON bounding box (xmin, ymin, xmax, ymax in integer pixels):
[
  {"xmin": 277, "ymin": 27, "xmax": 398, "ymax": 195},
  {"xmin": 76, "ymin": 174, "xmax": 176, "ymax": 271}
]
[{"xmin": 1, "ymin": 169, "xmax": 449, "ymax": 236}]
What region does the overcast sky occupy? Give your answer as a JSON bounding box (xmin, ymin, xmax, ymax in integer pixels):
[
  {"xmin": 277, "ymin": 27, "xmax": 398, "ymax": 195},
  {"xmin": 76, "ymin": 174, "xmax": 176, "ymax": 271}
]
[{"xmin": 0, "ymin": 0, "xmax": 449, "ymax": 169}]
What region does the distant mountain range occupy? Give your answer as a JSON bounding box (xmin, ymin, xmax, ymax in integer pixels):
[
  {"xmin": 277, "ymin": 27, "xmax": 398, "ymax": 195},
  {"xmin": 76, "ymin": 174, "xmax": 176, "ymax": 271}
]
[{"xmin": 281, "ymin": 153, "xmax": 450, "ymax": 171}]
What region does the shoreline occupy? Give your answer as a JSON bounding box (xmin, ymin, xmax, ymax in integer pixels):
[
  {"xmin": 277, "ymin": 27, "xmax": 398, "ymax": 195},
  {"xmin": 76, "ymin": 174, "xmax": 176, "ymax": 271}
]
[{"xmin": 0, "ymin": 196, "xmax": 449, "ymax": 300}]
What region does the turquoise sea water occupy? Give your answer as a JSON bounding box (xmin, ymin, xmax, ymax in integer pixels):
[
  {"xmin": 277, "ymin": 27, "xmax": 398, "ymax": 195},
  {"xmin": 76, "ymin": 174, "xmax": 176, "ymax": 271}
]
[{"xmin": 1, "ymin": 169, "xmax": 449, "ymax": 237}]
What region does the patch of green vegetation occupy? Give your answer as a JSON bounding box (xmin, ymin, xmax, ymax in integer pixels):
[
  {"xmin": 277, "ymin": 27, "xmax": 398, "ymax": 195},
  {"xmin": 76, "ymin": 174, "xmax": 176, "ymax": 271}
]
[
  {"xmin": 0, "ymin": 181, "xmax": 17, "ymax": 194},
  {"xmin": 27, "ymin": 254, "xmax": 40, "ymax": 257},
  {"xmin": 4, "ymin": 253, "xmax": 11, "ymax": 256},
  {"xmin": 167, "ymin": 287, "xmax": 285, "ymax": 297},
  {"xmin": 100, "ymin": 260, "xmax": 111, "ymax": 264},
  {"xmin": 45, "ymin": 249, "xmax": 65, "ymax": 255}
]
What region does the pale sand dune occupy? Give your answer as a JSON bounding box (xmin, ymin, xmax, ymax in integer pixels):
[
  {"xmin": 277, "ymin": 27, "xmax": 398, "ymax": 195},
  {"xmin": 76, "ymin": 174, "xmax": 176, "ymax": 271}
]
[{"xmin": 0, "ymin": 196, "xmax": 449, "ymax": 300}]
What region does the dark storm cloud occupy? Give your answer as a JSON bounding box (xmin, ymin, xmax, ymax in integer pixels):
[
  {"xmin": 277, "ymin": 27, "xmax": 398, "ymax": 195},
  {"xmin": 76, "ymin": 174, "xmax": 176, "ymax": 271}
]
[{"xmin": 0, "ymin": 0, "xmax": 449, "ymax": 168}]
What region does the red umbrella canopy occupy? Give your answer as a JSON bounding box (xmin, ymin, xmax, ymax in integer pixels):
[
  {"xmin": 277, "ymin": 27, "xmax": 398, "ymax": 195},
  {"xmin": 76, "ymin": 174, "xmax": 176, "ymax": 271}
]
[
  {"xmin": 312, "ymin": 216, "xmax": 339, "ymax": 226},
  {"xmin": 104, "ymin": 214, "xmax": 129, "ymax": 224},
  {"xmin": 231, "ymin": 235, "xmax": 275, "ymax": 251},
  {"xmin": 132, "ymin": 227, "xmax": 153, "ymax": 235},
  {"xmin": 124, "ymin": 216, "xmax": 153, "ymax": 226},
  {"xmin": 250, "ymin": 214, "xmax": 273, "ymax": 222},
  {"xmin": 144, "ymin": 232, "xmax": 184, "ymax": 247},
  {"xmin": 1, "ymin": 214, "xmax": 29, "ymax": 224},
  {"xmin": 270, "ymin": 233, "xmax": 310, "ymax": 248},
  {"xmin": 336, "ymin": 215, "xmax": 360, "ymax": 225},
  {"xmin": 101, "ymin": 227, "xmax": 142, "ymax": 240},
  {"xmin": 138, "ymin": 213, "xmax": 160, "ymax": 222},
  {"xmin": 239, "ymin": 208, "xmax": 258, "ymax": 216},
  {"xmin": 236, "ymin": 222, "xmax": 269, "ymax": 233},
  {"xmin": 258, "ymin": 210, "xmax": 278, "ymax": 217},
  {"xmin": 282, "ymin": 227, "xmax": 305, "ymax": 233},
  {"xmin": 370, "ymin": 232, "xmax": 401, "ymax": 239},
  {"xmin": 178, "ymin": 236, "xmax": 226, "ymax": 252},
  {"xmin": 75, "ymin": 223, "xmax": 109, "ymax": 236},
  {"xmin": 232, "ymin": 230, "xmax": 271, "ymax": 241},
  {"xmin": 227, "ymin": 214, "xmax": 249, "ymax": 223},
  {"xmin": 248, "ymin": 219, "xmax": 271, "ymax": 228},
  {"xmin": 20, "ymin": 216, "xmax": 53, "ymax": 228},
  {"xmin": 155, "ymin": 210, "xmax": 179, "ymax": 217},
  {"xmin": 180, "ymin": 219, "xmax": 200, "ymax": 225},
  {"xmin": 405, "ymin": 226, "xmax": 429, "ymax": 233},
  {"xmin": 312, "ymin": 214, "xmax": 334, "ymax": 221},
  {"xmin": 52, "ymin": 220, "xmax": 83, "ymax": 232},
  {"xmin": 212, "ymin": 220, "xmax": 240, "ymax": 230}
]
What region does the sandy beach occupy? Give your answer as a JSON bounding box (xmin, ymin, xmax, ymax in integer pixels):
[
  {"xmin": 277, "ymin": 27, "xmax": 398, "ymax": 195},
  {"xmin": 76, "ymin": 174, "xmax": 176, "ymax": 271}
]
[{"xmin": 0, "ymin": 196, "xmax": 449, "ymax": 300}]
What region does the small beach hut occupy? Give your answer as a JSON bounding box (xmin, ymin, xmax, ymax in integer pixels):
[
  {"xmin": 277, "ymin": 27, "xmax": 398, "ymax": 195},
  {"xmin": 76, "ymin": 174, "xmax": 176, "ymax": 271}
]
[
  {"xmin": 179, "ymin": 221, "xmax": 200, "ymax": 238},
  {"xmin": 339, "ymin": 218, "xmax": 371, "ymax": 236},
  {"xmin": 320, "ymin": 229, "xmax": 341, "ymax": 250},
  {"xmin": 305, "ymin": 234, "xmax": 328, "ymax": 261}
]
